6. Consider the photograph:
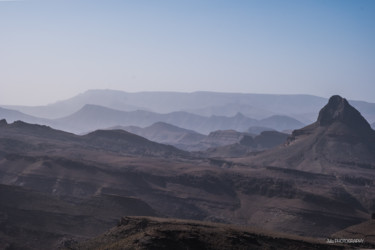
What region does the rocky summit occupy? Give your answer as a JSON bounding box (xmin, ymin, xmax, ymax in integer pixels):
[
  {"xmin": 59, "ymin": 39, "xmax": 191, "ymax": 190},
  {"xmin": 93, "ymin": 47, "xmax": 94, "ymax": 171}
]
[{"xmin": 317, "ymin": 95, "xmax": 372, "ymax": 131}]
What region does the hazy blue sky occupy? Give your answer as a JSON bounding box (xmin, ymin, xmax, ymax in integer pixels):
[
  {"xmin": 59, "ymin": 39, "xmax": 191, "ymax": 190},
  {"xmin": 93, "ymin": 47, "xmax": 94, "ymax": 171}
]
[{"xmin": 1, "ymin": 0, "xmax": 375, "ymax": 105}]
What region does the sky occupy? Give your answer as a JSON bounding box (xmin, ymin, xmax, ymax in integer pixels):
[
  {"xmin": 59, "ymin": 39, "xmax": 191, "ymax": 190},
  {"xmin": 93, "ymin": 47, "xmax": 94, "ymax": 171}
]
[{"xmin": 1, "ymin": 0, "xmax": 375, "ymax": 106}]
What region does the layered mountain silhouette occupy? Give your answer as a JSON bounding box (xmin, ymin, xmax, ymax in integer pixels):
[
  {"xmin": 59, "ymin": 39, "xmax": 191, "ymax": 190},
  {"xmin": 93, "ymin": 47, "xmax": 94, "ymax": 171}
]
[
  {"xmin": 4, "ymin": 90, "xmax": 375, "ymax": 136},
  {"xmin": 112, "ymin": 123, "xmax": 288, "ymax": 152},
  {"xmin": 4, "ymin": 90, "xmax": 375, "ymax": 124},
  {"xmin": 53, "ymin": 104, "xmax": 303, "ymax": 134},
  {"xmin": 0, "ymin": 119, "xmax": 187, "ymax": 158},
  {"xmin": 0, "ymin": 107, "xmax": 47, "ymax": 124}
]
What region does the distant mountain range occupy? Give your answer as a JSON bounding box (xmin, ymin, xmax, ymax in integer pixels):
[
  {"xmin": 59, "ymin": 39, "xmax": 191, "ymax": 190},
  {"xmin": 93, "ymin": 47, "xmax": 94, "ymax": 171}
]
[
  {"xmin": 0, "ymin": 107, "xmax": 48, "ymax": 124},
  {"xmin": 0, "ymin": 103, "xmax": 305, "ymax": 135},
  {"xmin": 2, "ymin": 89, "xmax": 375, "ymax": 136},
  {"xmin": 3, "ymin": 89, "xmax": 375, "ymax": 122},
  {"xmin": 117, "ymin": 123, "xmax": 288, "ymax": 152}
]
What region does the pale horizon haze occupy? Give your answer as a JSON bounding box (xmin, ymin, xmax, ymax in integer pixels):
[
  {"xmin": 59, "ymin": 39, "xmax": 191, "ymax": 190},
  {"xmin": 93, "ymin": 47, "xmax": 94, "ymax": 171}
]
[{"xmin": 1, "ymin": 0, "xmax": 375, "ymax": 106}]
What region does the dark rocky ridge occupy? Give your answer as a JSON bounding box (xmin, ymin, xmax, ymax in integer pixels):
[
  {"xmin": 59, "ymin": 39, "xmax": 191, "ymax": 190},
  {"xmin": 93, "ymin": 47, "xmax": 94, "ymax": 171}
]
[
  {"xmin": 286, "ymin": 95, "xmax": 375, "ymax": 150},
  {"xmin": 317, "ymin": 95, "xmax": 372, "ymax": 131},
  {"xmin": 0, "ymin": 119, "xmax": 7, "ymax": 126},
  {"xmin": 0, "ymin": 120, "xmax": 189, "ymax": 158}
]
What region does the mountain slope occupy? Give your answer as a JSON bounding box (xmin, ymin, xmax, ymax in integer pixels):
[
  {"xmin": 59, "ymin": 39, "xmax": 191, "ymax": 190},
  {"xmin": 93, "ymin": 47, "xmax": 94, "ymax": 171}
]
[
  {"xmin": 0, "ymin": 184, "xmax": 156, "ymax": 250},
  {"xmin": 72, "ymin": 216, "xmax": 346, "ymax": 250},
  {"xmin": 0, "ymin": 107, "xmax": 48, "ymax": 124},
  {"xmin": 0, "ymin": 119, "xmax": 188, "ymax": 158},
  {"xmin": 114, "ymin": 122, "xmax": 206, "ymax": 147},
  {"xmin": 83, "ymin": 129, "xmax": 188, "ymax": 157},
  {"xmin": 332, "ymin": 219, "xmax": 375, "ymax": 246}
]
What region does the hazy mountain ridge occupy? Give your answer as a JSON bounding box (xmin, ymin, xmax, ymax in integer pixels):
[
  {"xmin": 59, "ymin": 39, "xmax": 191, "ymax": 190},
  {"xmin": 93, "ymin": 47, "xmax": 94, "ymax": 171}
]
[
  {"xmin": 0, "ymin": 107, "xmax": 49, "ymax": 125},
  {"xmin": 52, "ymin": 104, "xmax": 304, "ymax": 134},
  {"xmin": 111, "ymin": 122, "xmax": 207, "ymax": 150},
  {"xmin": 4, "ymin": 90, "xmax": 326, "ymax": 119},
  {"xmin": 3, "ymin": 90, "xmax": 375, "ymax": 136},
  {"xmin": 109, "ymin": 122, "xmax": 288, "ymax": 152},
  {"xmin": 0, "ymin": 103, "xmax": 304, "ymax": 135},
  {"xmin": 4, "ymin": 90, "xmax": 375, "ymax": 123},
  {"xmin": 0, "ymin": 119, "xmax": 188, "ymax": 158}
]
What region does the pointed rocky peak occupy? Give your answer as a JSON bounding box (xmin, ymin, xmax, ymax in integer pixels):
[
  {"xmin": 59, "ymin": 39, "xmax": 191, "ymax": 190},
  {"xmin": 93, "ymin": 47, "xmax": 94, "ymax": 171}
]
[
  {"xmin": 317, "ymin": 95, "xmax": 372, "ymax": 131},
  {"xmin": 0, "ymin": 119, "xmax": 8, "ymax": 127}
]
